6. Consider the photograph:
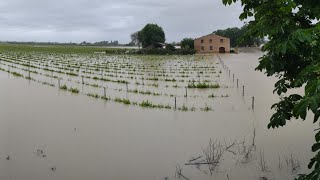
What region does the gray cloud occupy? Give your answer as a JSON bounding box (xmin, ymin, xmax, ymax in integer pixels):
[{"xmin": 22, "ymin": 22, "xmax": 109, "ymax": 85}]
[{"xmin": 0, "ymin": 0, "xmax": 244, "ymax": 43}]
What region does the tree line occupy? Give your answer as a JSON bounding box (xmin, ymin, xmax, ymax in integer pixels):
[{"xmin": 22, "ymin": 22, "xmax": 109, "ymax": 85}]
[
  {"xmin": 131, "ymin": 24, "xmax": 265, "ymax": 50},
  {"xmin": 213, "ymin": 25, "xmax": 265, "ymax": 47}
]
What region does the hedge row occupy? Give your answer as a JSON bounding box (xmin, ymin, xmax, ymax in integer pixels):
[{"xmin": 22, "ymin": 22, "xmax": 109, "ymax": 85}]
[{"xmin": 105, "ymin": 48, "xmax": 196, "ymax": 55}]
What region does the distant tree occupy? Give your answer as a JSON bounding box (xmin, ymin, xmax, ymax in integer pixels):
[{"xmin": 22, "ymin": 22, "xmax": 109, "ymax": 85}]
[
  {"xmin": 170, "ymin": 41, "xmax": 181, "ymax": 46},
  {"xmin": 180, "ymin": 38, "xmax": 194, "ymax": 49},
  {"xmin": 130, "ymin": 31, "xmax": 140, "ymax": 48},
  {"xmin": 237, "ymin": 25, "xmax": 264, "ymax": 47},
  {"xmin": 214, "ymin": 27, "xmax": 241, "ymax": 47},
  {"xmin": 165, "ymin": 44, "xmax": 176, "ymax": 51},
  {"xmin": 138, "ymin": 24, "xmax": 166, "ymax": 48},
  {"xmin": 213, "ymin": 25, "xmax": 264, "ymax": 47}
]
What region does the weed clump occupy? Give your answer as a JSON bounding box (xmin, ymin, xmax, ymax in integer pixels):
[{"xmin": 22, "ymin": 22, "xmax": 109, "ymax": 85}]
[
  {"xmin": 60, "ymin": 85, "xmax": 68, "ymax": 90},
  {"xmin": 188, "ymin": 82, "xmax": 220, "ymax": 89},
  {"xmin": 12, "ymin": 72, "xmax": 23, "ymax": 77},
  {"xmin": 140, "ymin": 100, "xmax": 153, "ymax": 108},
  {"xmin": 114, "ymin": 98, "xmax": 131, "ymax": 105},
  {"xmin": 201, "ymin": 104, "xmax": 213, "ymax": 111},
  {"xmin": 68, "ymin": 87, "xmax": 79, "ymax": 94}
]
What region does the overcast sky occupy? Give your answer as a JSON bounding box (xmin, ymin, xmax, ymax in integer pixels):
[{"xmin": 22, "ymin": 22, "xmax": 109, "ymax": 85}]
[{"xmin": 0, "ymin": 0, "xmax": 244, "ymax": 43}]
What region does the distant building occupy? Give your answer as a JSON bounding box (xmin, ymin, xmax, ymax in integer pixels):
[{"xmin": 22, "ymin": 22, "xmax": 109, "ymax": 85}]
[{"xmin": 194, "ymin": 34, "xmax": 230, "ymax": 53}]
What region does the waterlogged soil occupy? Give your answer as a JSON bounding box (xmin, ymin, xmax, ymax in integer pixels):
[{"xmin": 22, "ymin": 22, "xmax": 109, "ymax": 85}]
[{"xmin": 0, "ymin": 48, "xmax": 316, "ymax": 180}]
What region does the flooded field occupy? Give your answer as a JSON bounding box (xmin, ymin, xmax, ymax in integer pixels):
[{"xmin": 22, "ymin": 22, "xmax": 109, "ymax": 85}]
[{"xmin": 0, "ymin": 47, "xmax": 316, "ymax": 180}]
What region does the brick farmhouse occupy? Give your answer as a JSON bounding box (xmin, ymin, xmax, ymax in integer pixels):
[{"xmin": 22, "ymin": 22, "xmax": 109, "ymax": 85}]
[{"xmin": 194, "ymin": 34, "xmax": 230, "ymax": 53}]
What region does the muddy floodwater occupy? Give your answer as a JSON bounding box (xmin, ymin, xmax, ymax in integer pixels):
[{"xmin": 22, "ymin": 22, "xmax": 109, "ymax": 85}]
[{"xmin": 0, "ymin": 48, "xmax": 316, "ymax": 180}]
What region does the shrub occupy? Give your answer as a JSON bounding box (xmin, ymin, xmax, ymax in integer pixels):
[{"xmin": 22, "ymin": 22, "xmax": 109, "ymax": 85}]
[
  {"xmin": 165, "ymin": 44, "xmax": 176, "ymax": 51},
  {"xmin": 181, "ymin": 38, "xmax": 195, "ymax": 49}
]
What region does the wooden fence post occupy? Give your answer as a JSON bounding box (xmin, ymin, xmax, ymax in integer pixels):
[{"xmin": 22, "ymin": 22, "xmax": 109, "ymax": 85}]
[
  {"xmin": 185, "ymin": 87, "xmax": 188, "ymax": 98},
  {"xmin": 242, "ymin": 85, "xmax": 245, "ymax": 96},
  {"xmin": 252, "ymin": 96, "xmax": 255, "ymax": 110},
  {"xmin": 175, "ymin": 97, "xmax": 177, "ymax": 110}
]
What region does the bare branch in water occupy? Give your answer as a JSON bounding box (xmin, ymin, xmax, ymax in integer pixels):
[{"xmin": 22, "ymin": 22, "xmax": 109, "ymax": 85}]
[{"xmin": 175, "ymin": 165, "xmax": 190, "ymax": 180}]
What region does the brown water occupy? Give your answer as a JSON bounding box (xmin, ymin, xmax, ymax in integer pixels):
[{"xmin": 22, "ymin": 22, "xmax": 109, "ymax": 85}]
[{"xmin": 0, "ymin": 49, "xmax": 315, "ymax": 180}]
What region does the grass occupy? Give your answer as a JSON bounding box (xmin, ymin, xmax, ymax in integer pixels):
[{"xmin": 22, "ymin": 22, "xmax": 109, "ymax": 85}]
[
  {"xmin": 66, "ymin": 72, "xmax": 78, "ymax": 76},
  {"xmin": 114, "ymin": 98, "xmax": 131, "ymax": 105},
  {"xmin": 188, "ymin": 82, "xmax": 220, "ymax": 89},
  {"xmin": 12, "ymin": 72, "xmax": 23, "ymax": 77},
  {"xmin": 42, "ymin": 82, "xmax": 55, "ymax": 87},
  {"xmin": 178, "ymin": 105, "xmax": 189, "ymax": 111},
  {"xmin": 165, "ymin": 104, "xmax": 172, "ymax": 109},
  {"xmin": 140, "ymin": 100, "xmax": 153, "ymax": 108},
  {"xmin": 60, "ymin": 85, "xmax": 68, "ymax": 90},
  {"xmin": 201, "ymin": 104, "xmax": 213, "ymax": 112},
  {"xmin": 87, "ymin": 93, "xmax": 100, "ymax": 99},
  {"xmin": 0, "ymin": 46, "xmax": 223, "ymax": 112},
  {"xmin": 68, "ymin": 87, "xmax": 80, "ymax": 94}
]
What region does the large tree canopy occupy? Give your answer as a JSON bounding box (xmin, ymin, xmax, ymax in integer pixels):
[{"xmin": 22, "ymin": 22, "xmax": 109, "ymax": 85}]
[
  {"xmin": 223, "ymin": 0, "xmax": 320, "ymax": 179},
  {"xmin": 137, "ymin": 24, "xmax": 166, "ymax": 48}
]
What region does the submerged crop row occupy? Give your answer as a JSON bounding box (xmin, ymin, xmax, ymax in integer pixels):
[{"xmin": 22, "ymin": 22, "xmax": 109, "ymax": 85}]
[{"xmin": 0, "ymin": 46, "xmax": 235, "ymax": 112}]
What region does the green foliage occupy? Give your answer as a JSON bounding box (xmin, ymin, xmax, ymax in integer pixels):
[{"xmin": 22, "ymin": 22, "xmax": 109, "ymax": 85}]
[
  {"xmin": 0, "ymin": 44, "xmax": 122, "ymax": 54},
  {"xmin": 68, "ymin": 87, "xmax": 79, "ymax": 94},
  {"xmin": 223, "ymin": 0, "xmax": 320, "ymax": 178},
  {"xmin": 138, "ymin": 24, "xmax": 166, "ymax": 48},
  {"xmin": 136, "ymin": 48, "xmax": 195, "ymax": 55},
  {"xmin": 114, "ymin": 98, "xmax": 131, "ymax": 105},
  {"xmin": 188, "ymin": 82, "xmax": 220, "ymax": 89},
  {"xmin": 165, "ymin": 44, "xmax": 176, "ymax": 51},
  {"xmin": 12, "ymin": 72, "xmax": 23, "ymax": 77},
  {"xmin": 213, "ymin": 25, "xmax": 263, "ymax": 47},
  {"xmin": 139, "ymin": 100, "xmax": 154, "ymax": 108},
  {"xmin": 60, "ymin": 85, "xmax": 68, "ymax": 90},
  {"xmin": 180, "ymin": 38, "xmax": 195, "ymax": 49},
  {"xmin": 214, "ymin": 27, "xmax": 242, "ymax": 47},
  {"xmin": 201, "ymin": 104, "xmax": 213, "ymax": 112}
]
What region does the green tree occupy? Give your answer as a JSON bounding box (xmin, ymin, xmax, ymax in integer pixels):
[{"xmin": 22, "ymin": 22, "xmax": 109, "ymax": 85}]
[
  {"xmin": 180, "ymin": 38, "xmax": 194, "ymax": 49},
  {"xmin": 138, "ymin": 24, "xmax": 166, "ymax": 48},
  {"xmin": 213, "ymin": 25, "xmax": 263, "ymax": 47},
  {"xmin": 223, "ymin": 0, "xmax": 320, "ymax": 179},
  {"xmin": 214, "ymin": 27, "xmax": 241, "ymax": 47},
  {"xmin": 130, "ymin": 31, "xmax": 140, "ymax": 49},
  {"xmin": 165, "ymin": 44, "xmax": 176, "ymax": 51},
  {"xmin": 237, "ymin": 25, "xmax": 263, "ymax": 47}
]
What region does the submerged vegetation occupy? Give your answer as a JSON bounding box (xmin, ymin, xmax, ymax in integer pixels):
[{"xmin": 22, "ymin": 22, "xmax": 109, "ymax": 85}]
[
  {"xmin": 0, "ymin": 44, "xmax": 238, "ymax": 112},
  {"xmin": 188, "ymin": 82, "xmax": 220, "ymax": 89}
]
